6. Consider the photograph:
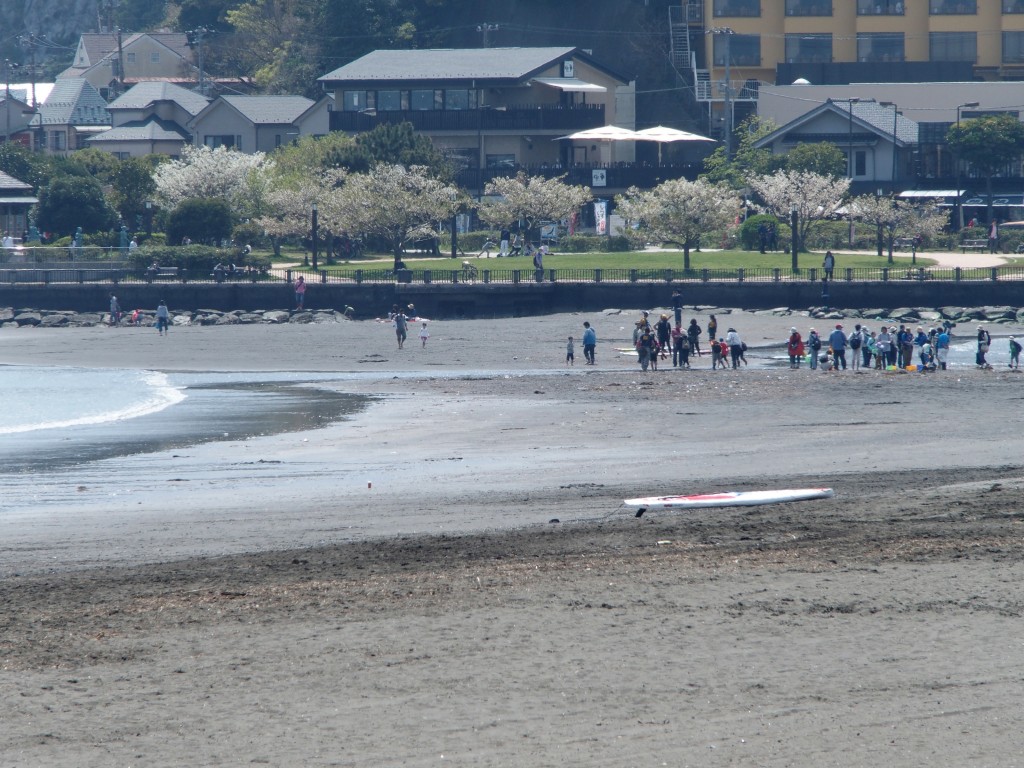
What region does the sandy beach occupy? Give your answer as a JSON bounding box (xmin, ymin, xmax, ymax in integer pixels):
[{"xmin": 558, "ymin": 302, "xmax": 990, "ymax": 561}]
[{"xmin": 3, "ymin": 308, "xmax": 1024, "ymax": 767}]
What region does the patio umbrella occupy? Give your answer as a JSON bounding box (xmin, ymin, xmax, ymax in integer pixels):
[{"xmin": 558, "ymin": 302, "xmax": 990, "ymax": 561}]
[
  {"xmin": 555, "ymin": 125, "xmax": 640, "ymax": 141},
  {"xmin": 633, "ymin": 125, "xmax": 715, "ymax": 164}
]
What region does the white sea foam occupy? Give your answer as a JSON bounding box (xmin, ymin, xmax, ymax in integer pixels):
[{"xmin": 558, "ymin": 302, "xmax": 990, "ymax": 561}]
[{"xmin": 0, "ymin": 366, "xmax": 186, "ymax": 435}]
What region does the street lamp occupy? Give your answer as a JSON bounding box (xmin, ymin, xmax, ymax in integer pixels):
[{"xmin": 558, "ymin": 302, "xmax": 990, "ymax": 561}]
[
  {"xmin": 449, "ymin": 189, "xmax": 459, "ymax": 259},
  {"xmin": 790, "ymin": 204, "xmax": 799, "ymax": 271},
  {"xmin": 311, "ymin": 201, "xmax": 319, "ymax": 271},
  {"xmin": 144, "ymin": 200, "xmax": 153, "ymax": 237},
  {"xmin": 845, "ymin": 97, "xmax": 861, "ymax": 181},
  {"xmin": 955, "ymin": 101, "xmax": 979, "ymax": 231}
]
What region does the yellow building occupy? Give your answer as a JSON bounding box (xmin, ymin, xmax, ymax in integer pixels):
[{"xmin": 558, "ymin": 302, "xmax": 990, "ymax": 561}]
[{"xmin": 672, "ymin": 0, "xmax": 1024, "ymax": 139}]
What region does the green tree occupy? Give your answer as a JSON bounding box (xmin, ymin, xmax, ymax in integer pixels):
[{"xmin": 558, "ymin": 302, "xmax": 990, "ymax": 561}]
[
  {"xmin": 166, "ymin": 198, "xmax": 235, "ymax": 246},
  {"xmin": 700, "ymin": 115, "xmax": 784, "ymax": 188},
  {"xmin": 0, "ymin": 143, "xmax": 52, "ymax": 188},
  {"xmin": 36, "ymin": 175, "xmax": 119, "ymax": 236},
  {"xmin": 331, "ymin": 122, "xmax": 450, "ymax": 179},
  {"xmin": 947, "ymin": 113, "xmax": 1024, "ymax": 226},
  {"xmin": 271, "ymin": 132, "xmax": 357, "ymax": 178},
  {"xmin": 116, "ymin": 0, "xmax": 168, "ymax": 30},
  {"xmin": 785, "ymin": 142, "xmax": 847, "ymax": 178},
  {"xmin": 110, "ymin": 157, "xmax": 160, "ymax": 226},
  {"xmin": 60, "ymin": 148, "xmax": 122, "ymax": 183}
]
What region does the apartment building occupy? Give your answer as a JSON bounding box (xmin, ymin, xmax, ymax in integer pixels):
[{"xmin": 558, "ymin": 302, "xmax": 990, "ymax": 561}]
[{"xmin": 672, "ymin": 1, "xmax": 1024, "ymax": 139}]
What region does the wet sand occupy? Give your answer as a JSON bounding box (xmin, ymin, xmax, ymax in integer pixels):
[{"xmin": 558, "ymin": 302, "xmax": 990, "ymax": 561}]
[{"xmin": 3, "ymin": 309, "xmax": 1024, "ymax": 766}]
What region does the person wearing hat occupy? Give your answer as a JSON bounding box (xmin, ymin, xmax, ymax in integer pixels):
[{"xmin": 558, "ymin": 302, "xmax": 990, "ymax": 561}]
[
  {"xmin": 807, "ymin": 327, "xmax": 822, "ymax": 369},
  {"xmin": 725, "ymin": 327, "xmax": 744, "ymax": 369},
  {"xmin": 977, "ymin": 325, "xmax": 992, "ymax": 369},
  {"xmin": 828, "ymin": 323, "xmax": 848, "ymax": 370},
  {"xmin": 935, "ymin": 325, "xmax": 951, "ymax": 370},
  {"xmin": 787, "ymin": 327, "xmax": 804, "ymax": 369}
]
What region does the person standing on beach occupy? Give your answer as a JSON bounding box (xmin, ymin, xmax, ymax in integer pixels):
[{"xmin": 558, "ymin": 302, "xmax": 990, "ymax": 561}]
[
  {"xmin": 1009, "ymin": 336, "xmax": 1021, "ymax": 369},
  {"xmin": 935, "ymin": 326, "xmax": 950, "ymax": 370},
  {"xmin": 725, "ymin": 328, "xmax": 743, "ymax": 369},
  {"xmin": 787, "ymin": 327, "xmax": 804, "ymax": 369},
  {"xmin": 394, "ymin": 310, "xmax": 408, "ymax": 349},
  {"xmin": 582, "ymin": 321, "xmax": 596, "ymax": 365},
  {"xmin": 156, "ymin": 299, "xmax": 170, "ymax": 336},
  {"xmin": 294, "ymin": 276, "xmax": 306, "ymax": 310},
  {"xmin": 636, "ymin": 326, "xmax": 655, "ymax": 372},
  {"xmin": 671, "ymin": 288, "xmax": 683, "ymax": 326},
  {"xmin": 977, "ymin": 325, "xmax": 992, "ymax": 369},
  {"xmin": 655, "ymin": 314, "xmax": 672, "ymax": 361},
  {"xmin": 707, "ymin": 314, "xmax": 718, "ymax": 343},
  {"xmin": 829, "ymin": 324, "xmax": 848, "ymax": 370},
  {"xmin": 807, "ymin": 328, "xmax": 822, "ymax": 370},
  {"xmin": 566, "ymin": 336, "xmax": 575, "ymax": 366},
  {"xmin": 419, "ymin": 322, "xmax": 429, "ymax": 348},
  {"xmin": 109, "ymin": 294, "xmax": 121, "ymax": 327},
  {"xmin": 687, "ymin": 318, "xmax": 702, "ymax": 357}
]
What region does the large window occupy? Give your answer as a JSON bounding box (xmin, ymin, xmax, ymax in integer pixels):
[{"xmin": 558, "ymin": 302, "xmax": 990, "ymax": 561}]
[
  {"xmin": 376, "ymin": 90, "xmax": 403, "ymax": 111},
  {"xmin": 444, "ymin": 89, "xmax": 476, "ymax": 110},
  {"xmin": 410, "ymin": 89, "xmax": 442, "ymax": 110},
  {"xmin": 930, "ymin": 32, "xmax": 977, "ymax": 62},
  {"xmin": 786, "ymin": 0, "xmax": 831, "ymax": 14},
  {"xmin": 930, "ymin": 0, "xmax": 976, "ymax": 13},
  {"xmin": 342, "ymin": 90, "xmax": 371, "ymax": 111},
  {"xmin": 713, "ymin": 0, "xmax": 760, "ymax": 17},
  {"xmin": 857, "ymin": 0, "xmax": 904, "ymax": 14},
  {"xmin": 1005, "ymin": 0, "xmax": 1024, "ymax": 13},
  {"xmin": 204, "ymin": 135, "xmax": 239, "ymax": 150},
  {"xmin": 857, "ymin": 33, "xmax": 905, "ymax": 62},
  {"xmin": 1004, "ymin": 31, "xmax": 1024, "ymax": 63},
  {"xmin": 785, "ymin": 34, "xmax": 832, "ymax": 63},
  {"xmin": 713, "ymin": 34, "xmax": 761, "ymax": 66}
]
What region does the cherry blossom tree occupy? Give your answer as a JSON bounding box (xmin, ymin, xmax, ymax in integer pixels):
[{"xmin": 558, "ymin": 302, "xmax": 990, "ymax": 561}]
[
  {"xmin": 256, "ymin": 169, "xmax": 346, "ymax": 255},
  {"xmin": 478, "ymin": 173, "xmax": 591, "ymax": 244},
  {"xmin": 849, "ymin": 195, "xmax": 948, "ymax": 264},
  {"xmin": 748, "ymin": 169, "xmax": 850, "ymax": 255},
  {"xmin": 615, "ymin": 179, "xmax": 739, "ymax": 270},
  {"xmin": 332, "ymin": 164, "xmax": 459, "ymax": 270},
  {"xmin": 153, "ymin": 145, "xmax": 274, "ymax": 219}
]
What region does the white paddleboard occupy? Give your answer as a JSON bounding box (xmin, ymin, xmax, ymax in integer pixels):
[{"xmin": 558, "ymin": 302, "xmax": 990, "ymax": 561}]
[{"xmin": 625, "ymin": 488, "xmax": 834, "ymax": 513}]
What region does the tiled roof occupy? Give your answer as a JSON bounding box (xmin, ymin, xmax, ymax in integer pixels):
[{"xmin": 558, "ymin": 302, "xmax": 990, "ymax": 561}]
[
  {"xmin": 108, "ymin": 82, "xmax": 209, "ymax": 116},
  {"xmin": 219, "ymin": 95, "xmax": 315, "ymax": 124},
  {"xmin": 87, "ymin": 116, "xmax": 190, "ymax": 143},
  {"xmin": 319, "ymin": 47, "xmax": 580, "ymax": 83},
  {"xmin": 0, "ymin": 170, "xmax": 33, "ymax": 192},
  {"xmin": 849, "ymin": 101, "xmax": 918, "ymax": 144},
  {"xmin": 32, "ymin": 78, "xmax": 110, "ymax": 127}
]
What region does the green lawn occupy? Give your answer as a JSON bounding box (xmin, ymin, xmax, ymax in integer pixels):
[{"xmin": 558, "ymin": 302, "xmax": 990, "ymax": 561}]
[{"xmin": 293, "ymin": 249, "xmax": 936, "ymax": 272}]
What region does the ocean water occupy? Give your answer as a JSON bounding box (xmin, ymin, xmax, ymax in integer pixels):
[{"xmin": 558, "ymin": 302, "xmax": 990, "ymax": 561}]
[{"xmin": 0, "ymin": 366, "xmax": 371, "ymax": 475}]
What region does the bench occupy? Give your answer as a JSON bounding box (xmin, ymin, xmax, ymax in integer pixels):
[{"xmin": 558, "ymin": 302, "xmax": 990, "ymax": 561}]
[
  {"xmin": 961, "ymin": 239, "xmax": 988, "ymax": 252},
  {"xmin": 894, "ymin": 237, "xmax": 918, "ymax": 251},
  {"xmin": 146, "ymin": 266, "xmax": 180, "ymax": 281}
]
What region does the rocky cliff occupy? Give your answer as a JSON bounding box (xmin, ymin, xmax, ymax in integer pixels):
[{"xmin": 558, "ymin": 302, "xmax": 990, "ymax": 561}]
[{"xmin": 3, "ymin": 0, "xmax": 99, "ymax": 62}]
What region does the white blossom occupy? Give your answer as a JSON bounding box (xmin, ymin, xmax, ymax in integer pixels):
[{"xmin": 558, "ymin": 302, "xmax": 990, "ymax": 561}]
[
  {"xmin": 849, "ymin": 195, "xmax": 948, "ymax": 261},
  {"xmin": 153, "ymin": 145, "xmax": 274, "ymax": 218},
  {"xmin": 748, "ymin": 170, "xmax": 850, "ymax": 250},
  {"xmin": 478, "ymin": 173, "xmax": 591, "ymax": 237}
]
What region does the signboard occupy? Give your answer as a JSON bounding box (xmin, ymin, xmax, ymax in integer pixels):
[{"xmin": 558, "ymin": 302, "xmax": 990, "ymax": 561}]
[
  {"xmin": 563, "ymin": 60, "xmax": 574, "ymax": 78},
  {"xmin": 594, "ymin": 200, "xmax": 607, "ymax": 235},
  {"xmin": 592, "ymin": 169, "xmax": 607, "ymax": 187}
]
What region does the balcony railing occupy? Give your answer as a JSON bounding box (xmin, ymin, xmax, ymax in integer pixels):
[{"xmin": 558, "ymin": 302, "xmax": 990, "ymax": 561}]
[
  {"xmin": 455, "ymin": 162, "xmax": 703, "ymax": 191},
  {"xmin": 857, "ymin": 0, "xmax": 905, "ymax": 14},
  {"xmin": 329, "ymin": 104, "xmax": 605, "ymax": 134}
]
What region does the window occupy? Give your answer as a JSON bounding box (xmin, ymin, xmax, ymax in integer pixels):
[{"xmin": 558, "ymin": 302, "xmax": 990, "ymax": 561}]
[
  {"xmin": 204, "ymin": 135, "xmax": 238, "ymax": 150},
  {"xmin": 846, "ymin": 150, "xmax": 867, "ymax": 177},
  {"xmin": 857, "ymin": 0, "xmax": 904, "ymax": 14},
  {"xmin": 1004, "ymin": 31, "xmax": 1024, "ymax": 63},
  {"xmin": 1005, "ymin": 0, "xmax": 1024, "ymax": 13},
  {"xmin": 126, "ymin": 52, "xmax": 136, "ymax": 64},
  {"xmin": 930, "ymin": 0, "xmax": 975, "ymax": 12},
  {"xmin": 342, "ymin": 90, "xmax": 369, "ymax": 111},
  {"xmin": 51, "ymin": 131, "xmax": 65, "ymax": 150},
  {"xmin": 857, "ymin": 32, "xmax": 905, "ymax": 62},
  {"xmin": 151, "ymin": 51, "xmax": 160, "ymax": 63},
  {"xmin": 377, "ymin": 90, "xmax": 402, "ymax": 111},
  {"xmin": 930, "ymin": 32, "xmax": 977, "ymax": 62},
  {"xmin": 713, "ymin": 34, "xmax": 761, "ymax": 66},
  {"xmin": 786, "ymin": 0, "xmax": 831, "ymax": 15},
  {"xmin": 713, "ymin": 0, "xmax": 760, "ymax": 16},
  {"xmin": 410, "ymin": 89, "xmax": 442, "ymax": 110},
  {"xmin": 785, "ymin": 34, "xmax": 832, "ymax": 63},
  {"xmin": 445, "ymin": 89, "xmax": 475, "ymax": 110},
  {"xmin": 486, "ymin": 154, "xmax": 516, "ymax": 169}
]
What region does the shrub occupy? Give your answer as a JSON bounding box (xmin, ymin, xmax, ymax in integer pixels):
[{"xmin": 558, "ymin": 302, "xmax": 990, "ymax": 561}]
[
  {"xmin": 232, "ymin": 221, "xmax": 264, "ymax": 249},
  {"xmin": 166, "ymin": 198, "xmax": 234, "ymax": 246}
]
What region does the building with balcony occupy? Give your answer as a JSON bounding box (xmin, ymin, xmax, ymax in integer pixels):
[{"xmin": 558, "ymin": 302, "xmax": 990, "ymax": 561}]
[
  {"xmin": 670, "ymin": 0, "xmax": 1024, "ymax": 144},
  {"xmin": 317, "ymin": 47, "xmax": 637, "ymax": 194}
]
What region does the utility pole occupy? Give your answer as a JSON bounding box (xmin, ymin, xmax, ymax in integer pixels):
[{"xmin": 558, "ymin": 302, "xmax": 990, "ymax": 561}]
[
  {"xmin": 115, "ymin": 26, "xmax": 125, "ymax": 99},
  {"xmin": 477, "ymin": 23, "xmax": 499, "ymax": 48},
  {"xmin": 710, "ymin": 28, "xmax": 734, "ymax": 161},
  {"xmin": 187, "ymin": 27, "xmax": 212, "ymax": 96}
]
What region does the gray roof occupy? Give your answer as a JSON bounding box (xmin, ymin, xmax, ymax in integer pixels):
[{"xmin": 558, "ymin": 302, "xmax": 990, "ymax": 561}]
[
  {"xmin": 849, "ymin": 101, "xmax": 918, "ymax": 144},
  {"xmin": 108, "ymin": 81, "xmax": 209, "ymax": 116},
  {"xmin": 218, "ymin": 95, "xmax": 315, "ymax": 124},
  {"xmin": 319, "ymin": 47, "xmax": 582, "ymax": 84},
  {"xmin": 87, "ymin": 116, "xmax": 190, "ymax": 143},
  {"xmin": 0, "ymin": 170, "xmax": 33, "ymax": 192},
  {"xmin": 32, "ymin": 78, "xmax": 110, "ymax": 127}
]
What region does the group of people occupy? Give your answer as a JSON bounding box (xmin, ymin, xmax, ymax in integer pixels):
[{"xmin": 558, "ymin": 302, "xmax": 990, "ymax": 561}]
[
  {"xmin": 785, "ymin": 321, "xmax": 974, "ymax": 372},
  {"xmin": 107, "ymin": 293, "xmax": 170, "ymax": 334},
  {"xmin": 388, "ymin": 304, "xmax": 429, "ymax": 349},
  {"xmin": 629, "ymin": 310, "xmax": 747, "ymax": 372}
]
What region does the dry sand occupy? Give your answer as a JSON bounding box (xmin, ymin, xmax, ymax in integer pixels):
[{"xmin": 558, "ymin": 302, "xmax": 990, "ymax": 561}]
[{"xmin": 3, "ymin": 309, "xmax": 1024, "ymax": 767}]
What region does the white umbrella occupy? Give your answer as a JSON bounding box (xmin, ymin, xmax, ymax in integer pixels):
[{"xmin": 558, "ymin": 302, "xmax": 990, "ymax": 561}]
[
  {"xmin": 556, "ymin": 125, "xmax": 640, "ymax": 141},
  {"xmin": 634, "ymin": 125, "xmax": 715, "ymax": 164}
]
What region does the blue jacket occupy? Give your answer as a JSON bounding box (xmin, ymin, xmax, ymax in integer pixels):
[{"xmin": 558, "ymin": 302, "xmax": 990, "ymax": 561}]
[
  {"xmin": 583, "ymin": 328, "xmax": 596, "ymax": 346},
  {"xmin": 828, "ymin": 329, "xmax": 847, "ymax": 350}
]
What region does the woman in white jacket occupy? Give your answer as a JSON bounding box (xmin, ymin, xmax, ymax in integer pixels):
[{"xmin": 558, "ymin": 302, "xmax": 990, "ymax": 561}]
[{"xmin": 725, "ymin": 328, "xmax": 743, "ymax": 369}]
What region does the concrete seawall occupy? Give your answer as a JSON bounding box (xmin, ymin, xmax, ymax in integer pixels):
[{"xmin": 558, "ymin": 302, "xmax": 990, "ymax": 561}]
[{"xmin": 2, "ymin": 280, "xmax": 1022, "ymax": 318}]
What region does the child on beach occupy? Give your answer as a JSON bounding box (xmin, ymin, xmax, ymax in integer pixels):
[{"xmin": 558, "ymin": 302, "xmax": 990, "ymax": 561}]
[
  {"xmin": 566, "ymin": 336, "xmax": 575, "ymax": 366},
  {"xmin": 419, "ymin": 322, "xmax": 429, "ymax": 348}
]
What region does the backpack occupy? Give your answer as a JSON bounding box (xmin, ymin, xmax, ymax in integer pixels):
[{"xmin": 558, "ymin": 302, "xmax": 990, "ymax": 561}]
[
  {"xmin": 849, "ymin": 331, "xmax": 862, "ymax": 350},
  {"xmin": 809, "ymin": 334, "xmax": 821, "ymax": 351}
]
